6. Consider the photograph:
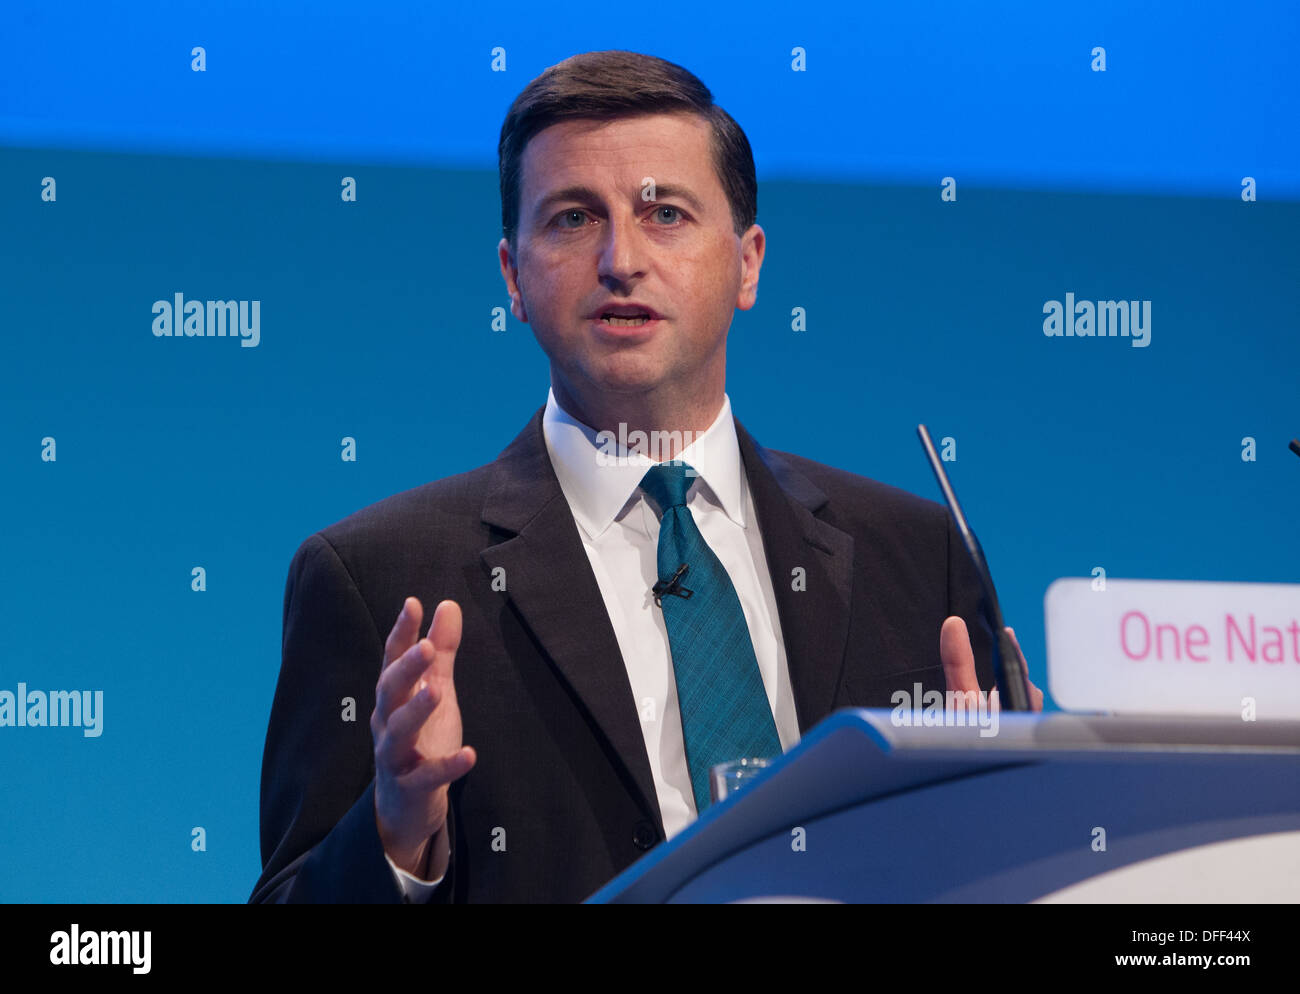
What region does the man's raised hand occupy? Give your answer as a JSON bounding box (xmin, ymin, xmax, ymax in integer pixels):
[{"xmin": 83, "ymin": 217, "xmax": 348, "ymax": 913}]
[
  {"xmin": 372, "ymin": 597, "xmax": 476, "ymax": 880},
  {"xmin": 939, "ymin": 615, "xmax": 1044, "ymax": 712}
]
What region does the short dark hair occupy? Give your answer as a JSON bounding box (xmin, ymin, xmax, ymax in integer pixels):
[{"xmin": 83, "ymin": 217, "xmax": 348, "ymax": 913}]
[{"xmin": 498, "ymin": 50, "xmax": 757, "ymax": 252}]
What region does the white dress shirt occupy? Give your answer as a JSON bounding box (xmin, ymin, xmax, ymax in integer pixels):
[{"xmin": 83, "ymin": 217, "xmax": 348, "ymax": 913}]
[{"xmin": 389, "ymin": 388, "xmax": 800, "ymax": 900}]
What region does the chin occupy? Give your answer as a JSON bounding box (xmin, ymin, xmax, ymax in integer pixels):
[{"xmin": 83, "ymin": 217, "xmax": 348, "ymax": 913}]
[
  {"xmin": 588, "ymin": 373, "xmax": 665, "ymax": 398},
  {"xmin": 581, "ymin": 353, "xmax": 672, "ymax": 392}
]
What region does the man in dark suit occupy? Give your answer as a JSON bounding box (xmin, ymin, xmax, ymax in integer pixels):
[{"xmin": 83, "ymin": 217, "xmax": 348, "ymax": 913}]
[{"xmin": 250, "ymin": 50, "xmax": 1038, "ymax": 905}]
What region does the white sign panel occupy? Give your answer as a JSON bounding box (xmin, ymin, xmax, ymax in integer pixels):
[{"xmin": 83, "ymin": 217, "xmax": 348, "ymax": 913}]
[{"xmin": 1044, "ymin": 578, "xmax": 1300, "ymax": 718}]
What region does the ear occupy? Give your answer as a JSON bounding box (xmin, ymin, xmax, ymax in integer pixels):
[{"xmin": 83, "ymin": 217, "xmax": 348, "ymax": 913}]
[
  {"xmin": 735, "ymin": 223, "xmax": 765, "ymax": 311},
  {"xmin": 498, "ymin": 237, "xmax": 528, "ymax": 322}
]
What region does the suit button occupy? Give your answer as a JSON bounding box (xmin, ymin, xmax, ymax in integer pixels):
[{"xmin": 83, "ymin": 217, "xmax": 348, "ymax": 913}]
[{"xmin": 632, "ymin": 821, "xmax": 657, "ymax": 851}]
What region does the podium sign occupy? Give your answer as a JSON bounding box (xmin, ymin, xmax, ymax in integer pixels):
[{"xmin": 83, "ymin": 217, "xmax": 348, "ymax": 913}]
[{"xmin": 1045, "ymin": 578, "xmax": 1300, "ymax": 718}]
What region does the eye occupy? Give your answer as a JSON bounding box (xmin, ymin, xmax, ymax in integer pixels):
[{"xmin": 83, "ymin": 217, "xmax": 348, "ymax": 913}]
[
  {"xmin": 555, "ymin": 209, "xmax": 589, "ymax": 229},
  {"xmin": 652, "ymin": 205, "xmax": 682, "ymax": 224}
]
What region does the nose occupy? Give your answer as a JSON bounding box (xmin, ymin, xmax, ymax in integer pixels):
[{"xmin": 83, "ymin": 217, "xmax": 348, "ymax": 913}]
[{"xmin": 597, "ymin": 208, "xmax": 648, "ymax": 287}]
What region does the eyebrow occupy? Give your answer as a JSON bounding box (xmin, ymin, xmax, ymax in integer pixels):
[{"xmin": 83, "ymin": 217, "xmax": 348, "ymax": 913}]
[{"xmin": 531, "ymin": 183, "xmax": 707, "ymax": 221}]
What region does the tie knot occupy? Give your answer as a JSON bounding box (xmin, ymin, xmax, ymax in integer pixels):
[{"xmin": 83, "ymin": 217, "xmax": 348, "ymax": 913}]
[{"xmin": 639, "ymin": 461, "xmax": 695, "ymax": 510}]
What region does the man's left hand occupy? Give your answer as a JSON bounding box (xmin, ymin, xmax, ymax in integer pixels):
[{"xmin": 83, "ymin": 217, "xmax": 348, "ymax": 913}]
[{"xmin": 940, "ymin": 616, "xmax": 1044, "ymax": 712}]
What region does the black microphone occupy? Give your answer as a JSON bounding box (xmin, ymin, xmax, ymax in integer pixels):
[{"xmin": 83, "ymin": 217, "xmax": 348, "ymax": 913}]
[
  {"xmin": 652, "ymin": 564, "xmax": 693, "ymax": 607},
  {"xmin": 1289, "ymin": 439, "xmax": 1300, "ymax": 459},
  {"xmin": 916, "ymin": 424, "xmax": 1033, "ymax": 711}
]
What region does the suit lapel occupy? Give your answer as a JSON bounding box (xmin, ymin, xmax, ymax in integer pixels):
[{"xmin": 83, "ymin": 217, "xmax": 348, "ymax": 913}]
[
  {"xmin": 479, "ymin": 408, "xmax": 663, "ymax": 830},
  {"xmin": 735, "ymin": 420, "xmax": 855, "ymax": 733}
]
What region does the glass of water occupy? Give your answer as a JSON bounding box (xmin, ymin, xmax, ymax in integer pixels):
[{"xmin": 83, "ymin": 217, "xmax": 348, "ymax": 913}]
[{"xmin": 709, "ymin": 756, "xmax": 774, "ymax": 804}]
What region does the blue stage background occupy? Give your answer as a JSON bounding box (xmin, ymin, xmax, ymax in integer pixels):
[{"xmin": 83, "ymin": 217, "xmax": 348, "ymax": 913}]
[{"xmin": 1, "ymin": 0, "xmax": 1297, "ymax": 901}]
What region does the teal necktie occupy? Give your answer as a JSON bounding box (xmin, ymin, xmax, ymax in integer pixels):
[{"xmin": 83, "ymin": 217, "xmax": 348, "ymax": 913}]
[{"xmin": 639, "ymin": 461, "xmax": 781, "ymax": 813}]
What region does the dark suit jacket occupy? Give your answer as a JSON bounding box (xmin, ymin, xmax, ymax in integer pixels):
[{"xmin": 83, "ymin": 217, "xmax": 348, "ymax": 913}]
[{"xmin": 249, "ymin": 407, "xmax": 994, "ymax": 904}]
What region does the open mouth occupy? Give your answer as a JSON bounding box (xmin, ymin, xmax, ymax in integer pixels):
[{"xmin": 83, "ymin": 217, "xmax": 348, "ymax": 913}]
[{"xmin": 591, "ymin": 304, "xmax": 662, "ymax": 329}]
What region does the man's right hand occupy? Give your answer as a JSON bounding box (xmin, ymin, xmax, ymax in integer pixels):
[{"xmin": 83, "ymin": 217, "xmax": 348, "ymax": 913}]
[{"xmin": 372, "ymin": 597, "xmax": 476, "ymax": 880}]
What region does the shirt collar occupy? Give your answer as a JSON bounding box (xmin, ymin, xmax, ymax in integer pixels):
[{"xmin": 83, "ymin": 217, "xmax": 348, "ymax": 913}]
[{"xmin": 541, "ymin": 387, "xmax": 747, "ymax": 539}]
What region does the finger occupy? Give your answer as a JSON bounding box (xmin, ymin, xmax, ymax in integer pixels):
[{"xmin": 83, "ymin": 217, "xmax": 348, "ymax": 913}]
[
  {"xmin": 939, "ymin": 615, "xmax": 980, "ymax": 694},
  {"xmin": 377, "ymin": 720, "xmax": 428, "ymax": 778},
  {"xmin": 1004, "ymin": 627, "xmax": 1045, "ymax": 711},
  {"xmin": 380, "ymin": 682, "xmax": 443, "ymax": 767},
  {"xmin": 1006, "ymin": 627, "xmax": 1025, "ymax": 664},
  {"xmin": 383, "ymin": 597, "xmax": 423, "ymax": 669},
  {"xmin": 396, "ymin": 746, "xmax": 477, "ymax": 793},
  {"xmin": 376, "ymin": 723, "xmax": 424, "ymax": 778},
  {"xmin": 427, "ymin": 600, "xmax": 463, "ymax": 685},
  {"xmin": 374, "ymin": 637, "xmax": 433, "ymax": 725}
]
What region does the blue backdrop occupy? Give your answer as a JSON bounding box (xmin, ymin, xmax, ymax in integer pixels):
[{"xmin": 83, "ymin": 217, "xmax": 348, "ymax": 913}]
[{"xmin": 1, "ymin": 0, "xmax": 1297, "ymax": 902}]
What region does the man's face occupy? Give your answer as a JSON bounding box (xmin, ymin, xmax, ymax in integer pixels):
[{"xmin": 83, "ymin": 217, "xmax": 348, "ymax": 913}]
[{"xmin": 499, "ymin": 111, "xmax": 764, "ymax": 420}]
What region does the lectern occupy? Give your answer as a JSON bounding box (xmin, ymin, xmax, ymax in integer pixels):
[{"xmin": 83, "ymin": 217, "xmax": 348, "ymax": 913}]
[{"xmin": 587, "ymin": 709, "xmax": 1300, "ymax": 903}]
